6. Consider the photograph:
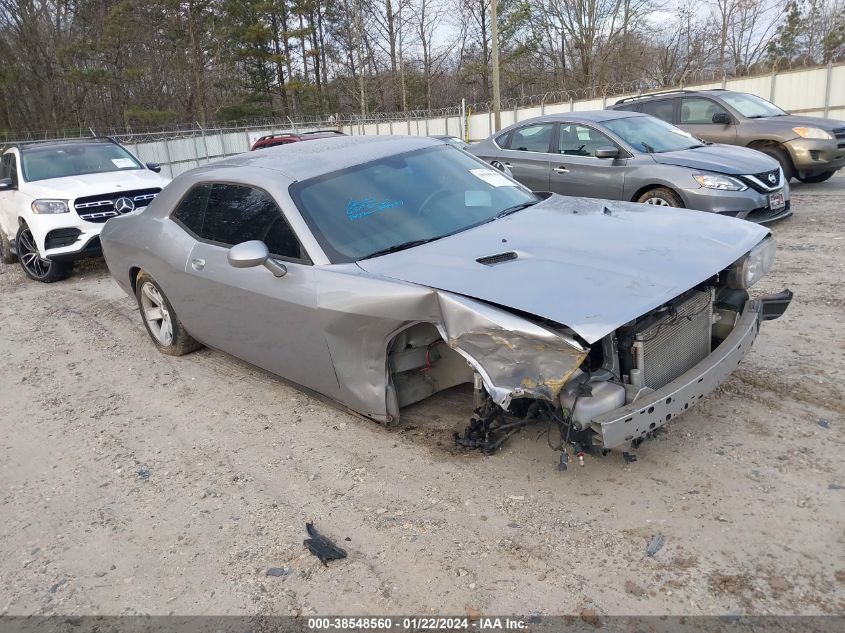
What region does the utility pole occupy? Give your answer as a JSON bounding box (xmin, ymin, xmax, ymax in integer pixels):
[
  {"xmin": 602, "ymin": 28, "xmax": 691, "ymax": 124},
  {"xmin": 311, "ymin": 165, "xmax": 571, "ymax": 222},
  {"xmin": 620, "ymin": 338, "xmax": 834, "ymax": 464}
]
[{"xmin": 490, "ymin": 0, "xmax": 502, "ymax": 131}]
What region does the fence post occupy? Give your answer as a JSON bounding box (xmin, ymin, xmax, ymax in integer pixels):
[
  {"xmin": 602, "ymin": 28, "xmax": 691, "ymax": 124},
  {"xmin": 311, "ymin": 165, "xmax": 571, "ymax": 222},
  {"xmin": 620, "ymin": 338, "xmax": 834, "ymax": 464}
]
[
  {"xmin": 444, "ymin": 115, "xmax": 448, "ymax": 136},
  {"xmin": 425, "ymin": 116, "xmax": 429, "ymax": 135},
  {"xmin": 569, "ymin": 97, "xmax": 574, "ymax": 112},
  {"xmin": 375, "ymin": 120, "xmax": 380, "ymax": 135},
  {"xmin": 198, "ymin": 122, "xmax": 210, "ymax": 163},
  {"xmin": 769, "ymin": 70, "xmax": 777, "ymax": 102},
  {"xmin": 162, "ymin": 137, "xmax": 174, "ymax": 178},
  {"xmin": 514, "ymin": 103, "xmax": 518, "ymax": 124},
  {"xmin": 823, "ymin": 62, "xmax": 833, "ymax": 117},
  {"xmin": 389, "ymin": 119, "xmax": 393, "ymax": 134}
]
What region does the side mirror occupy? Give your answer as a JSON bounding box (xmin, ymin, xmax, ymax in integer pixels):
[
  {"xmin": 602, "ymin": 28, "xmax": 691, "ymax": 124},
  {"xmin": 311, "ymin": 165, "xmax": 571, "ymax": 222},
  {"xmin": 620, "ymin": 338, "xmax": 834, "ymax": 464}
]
[
  {"xmin": 146, "ymin": 162, "xmax": 162, "ymax": 173},
  {"xmin": 595, "ymin": 146, "xmax": 620, "ymax": 159},
  {"xmin": 712, "ymin": 112, "xmax": 732, "ymax": 125},
  {"xmin": 490, "ymin": 160, "xmax": 514, "ymax": 178},
  {"xmin": 0, "ymin": 177, "xmax": 15, "ymax": 190},
  {"xmin": 228, "ymin": 240, "xmax": 287, "ymax": 277}
]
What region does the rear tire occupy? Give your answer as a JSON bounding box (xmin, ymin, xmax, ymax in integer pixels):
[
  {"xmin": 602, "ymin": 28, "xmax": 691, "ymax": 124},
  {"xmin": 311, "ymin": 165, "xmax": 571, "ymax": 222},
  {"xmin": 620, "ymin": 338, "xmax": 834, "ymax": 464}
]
[
  {"xmin": 637, "ymin": 187, "xmax": 683, "ymax": 207},
  {"xmin": 754, "ymin": 144, "xmax": 795, "ymax": 182},
  {"xmin": 135, "ymin": 270, "xmax": 201, "ymax": 356},
  {"xmin": 1, "ymin": 231, "xmax": 17, "ymax": 264},
  {"xmin": 16, "ymin": 225, "xmax": 73, "ymax": 282},
  {"xmin": 797, "ymin": 170, "xmax": 836, "ymax": 184}
]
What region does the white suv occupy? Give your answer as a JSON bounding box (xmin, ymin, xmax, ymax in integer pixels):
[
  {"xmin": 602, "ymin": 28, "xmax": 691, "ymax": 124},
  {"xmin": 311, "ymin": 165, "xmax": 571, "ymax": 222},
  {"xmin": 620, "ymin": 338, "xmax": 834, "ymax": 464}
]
[{"xmin": 0, "ymin": 138, "xmax": 171, "ymax": 282}]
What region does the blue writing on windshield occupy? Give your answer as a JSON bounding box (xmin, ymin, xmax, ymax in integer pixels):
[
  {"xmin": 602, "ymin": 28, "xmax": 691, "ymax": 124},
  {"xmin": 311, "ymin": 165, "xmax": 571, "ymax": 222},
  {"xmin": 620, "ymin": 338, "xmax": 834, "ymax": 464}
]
[{"xmin": 346, "ymin": 196, "xmax": 404, "ymax": 220}]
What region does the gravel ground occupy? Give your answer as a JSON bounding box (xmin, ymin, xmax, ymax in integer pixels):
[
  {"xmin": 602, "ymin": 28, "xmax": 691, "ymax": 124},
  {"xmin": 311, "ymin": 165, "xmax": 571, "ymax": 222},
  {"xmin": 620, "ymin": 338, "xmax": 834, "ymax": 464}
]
[{"xmin": 1, "ymin": 177, "xmax": 844, "ymax": 617}]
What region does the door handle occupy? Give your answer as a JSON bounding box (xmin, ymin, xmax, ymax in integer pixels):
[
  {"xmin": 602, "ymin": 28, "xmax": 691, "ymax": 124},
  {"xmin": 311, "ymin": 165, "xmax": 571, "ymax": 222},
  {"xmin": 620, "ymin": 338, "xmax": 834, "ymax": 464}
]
[
  {"xmin": 191, "ymin": 258, "xmax": 205, "ymax": 271},
  {"xmin": 553, "ymin": 166, "xmax": 569, "ymax": 174}
]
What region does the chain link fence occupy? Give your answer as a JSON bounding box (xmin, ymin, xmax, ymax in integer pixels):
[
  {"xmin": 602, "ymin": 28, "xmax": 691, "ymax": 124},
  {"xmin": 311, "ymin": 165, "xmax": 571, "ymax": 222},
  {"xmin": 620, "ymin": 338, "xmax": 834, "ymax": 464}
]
[{"xmin": 4, "ymin": 61, "xmax": 843, "ymax": 178}]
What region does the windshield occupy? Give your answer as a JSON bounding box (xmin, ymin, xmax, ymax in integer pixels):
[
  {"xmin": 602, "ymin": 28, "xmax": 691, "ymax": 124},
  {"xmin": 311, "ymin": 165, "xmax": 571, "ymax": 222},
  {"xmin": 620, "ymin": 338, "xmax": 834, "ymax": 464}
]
[
  {"xmin": 21, "ymin": 142, "xmax": 143, "ymax": 182},
  {"xmin": 290, "ymin": 146, "xmax": 537, "ymax": 263},
  {"xmin": 603, "ymin": 115, "xmax": 705, "ymax": 153},
  {"xmin": 719, "ymin": 92, "xmax": 787, "ymax": 118}
]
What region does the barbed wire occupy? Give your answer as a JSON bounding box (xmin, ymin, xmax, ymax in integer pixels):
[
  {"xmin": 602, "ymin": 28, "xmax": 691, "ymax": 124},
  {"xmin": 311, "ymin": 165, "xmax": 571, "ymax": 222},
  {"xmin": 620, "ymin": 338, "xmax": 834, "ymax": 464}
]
[{"xmin": 2, "ymin": 59, "xmax": 839, "ymax": 144}]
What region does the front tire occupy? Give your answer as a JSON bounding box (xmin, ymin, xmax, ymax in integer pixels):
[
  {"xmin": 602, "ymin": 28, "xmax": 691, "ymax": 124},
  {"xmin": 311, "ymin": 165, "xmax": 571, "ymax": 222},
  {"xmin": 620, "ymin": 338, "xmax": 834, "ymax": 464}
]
[
  {"xmin": 16, "ymin": 225, "xmax": 73, "ymax": 282},
  {"xmin": 797, "ymin": 170, "xmax": 836, "ymax": 184},
  {"xmin": 637, "ymin": 187, "xmax": 683, "ymax": 207},
  {"xmin": 754, "ymin": 145, "xmax": 795, "ymax": 182},
  {"xmin": 1, "ymin": 231, "xmax": 17, "ymax": 264},
  {"xmin": 135, "ymin": 270, "xmax": 201, "ymax": 356}
]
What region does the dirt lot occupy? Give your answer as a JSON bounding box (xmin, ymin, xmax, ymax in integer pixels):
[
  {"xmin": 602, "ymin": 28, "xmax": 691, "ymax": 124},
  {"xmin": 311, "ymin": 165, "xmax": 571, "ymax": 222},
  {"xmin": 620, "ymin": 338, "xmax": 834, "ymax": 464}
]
[{"xmin": 1, "ymin": 177, "xmax": 844, "ymax": 618}]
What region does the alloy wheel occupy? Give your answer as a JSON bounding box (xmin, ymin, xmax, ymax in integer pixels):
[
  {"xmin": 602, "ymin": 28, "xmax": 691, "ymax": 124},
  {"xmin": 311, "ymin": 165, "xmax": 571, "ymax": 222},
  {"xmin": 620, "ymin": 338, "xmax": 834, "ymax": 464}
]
[
  {"xmin": 17, "ymin": 228, "xmax": 54, "ymax": 279},
  {"xmin": 643, "ymin": 197, "xmax": 671, "ymax": 206},
  {"xmin": 139, "ymin": 281, "xmax": 174, "ymax": 346}
]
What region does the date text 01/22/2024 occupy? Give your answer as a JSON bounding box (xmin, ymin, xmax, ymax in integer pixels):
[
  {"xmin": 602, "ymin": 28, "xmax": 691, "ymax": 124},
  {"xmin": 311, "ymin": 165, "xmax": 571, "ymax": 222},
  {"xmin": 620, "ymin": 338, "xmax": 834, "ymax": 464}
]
[{"xmin": 306, "ymin": 617, "xmax": 528, "ymax": 630}]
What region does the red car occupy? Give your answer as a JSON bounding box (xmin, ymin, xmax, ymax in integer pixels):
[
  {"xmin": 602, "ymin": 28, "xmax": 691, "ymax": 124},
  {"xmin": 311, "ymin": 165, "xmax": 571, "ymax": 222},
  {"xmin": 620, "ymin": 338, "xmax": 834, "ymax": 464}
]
[{"xmin": 250, "ymin": 130, "xmax": 345, "ymax": 151}]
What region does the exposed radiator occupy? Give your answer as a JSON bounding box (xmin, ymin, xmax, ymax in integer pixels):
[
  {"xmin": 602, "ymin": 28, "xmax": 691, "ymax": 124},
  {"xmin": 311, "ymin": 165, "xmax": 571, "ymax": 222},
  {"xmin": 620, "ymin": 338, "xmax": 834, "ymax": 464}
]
[{"xmin": 632, "ymin": 290, "xmax": 713, "ymax": 390}]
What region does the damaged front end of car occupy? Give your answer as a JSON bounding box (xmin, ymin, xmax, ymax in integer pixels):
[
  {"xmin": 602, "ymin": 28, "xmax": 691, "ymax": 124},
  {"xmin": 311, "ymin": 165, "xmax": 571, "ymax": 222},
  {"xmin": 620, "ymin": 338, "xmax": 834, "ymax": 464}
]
[{"xmin": 447, "ymin": 238, "xmax": 792, "ymax": 461}]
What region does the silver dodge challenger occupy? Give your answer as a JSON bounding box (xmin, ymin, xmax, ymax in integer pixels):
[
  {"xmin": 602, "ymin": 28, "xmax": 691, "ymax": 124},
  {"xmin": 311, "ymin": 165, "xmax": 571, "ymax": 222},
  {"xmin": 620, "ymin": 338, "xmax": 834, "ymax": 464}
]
[{"xmin": 101, "ymin": 135, "xmax": 792, "ymax": 458}]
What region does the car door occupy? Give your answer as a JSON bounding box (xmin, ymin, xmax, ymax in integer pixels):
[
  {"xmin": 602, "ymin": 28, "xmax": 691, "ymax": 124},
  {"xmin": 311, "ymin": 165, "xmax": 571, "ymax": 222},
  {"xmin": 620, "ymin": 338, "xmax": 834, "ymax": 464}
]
[
  {"xmin": 173, "ymin": 182, "xmax": 340, "ymax": 398},
  {"xmin": 678, "ymin": 97, "xmax": 737, "ymax": 144},
  {"xmin": 0, "ymin": 152, "xmax": 23, "ymax": 239},
  {"xmin": 548, "ymin": 123, "xmax": 627, "ymax": 200},
  {"xmin": 495, "ymin": 123, "xmax": 554, "ymax": 191}
]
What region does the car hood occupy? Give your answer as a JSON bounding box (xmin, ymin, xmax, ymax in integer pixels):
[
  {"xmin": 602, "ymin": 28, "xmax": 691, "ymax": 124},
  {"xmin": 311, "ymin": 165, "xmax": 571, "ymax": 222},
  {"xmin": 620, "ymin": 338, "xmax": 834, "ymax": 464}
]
[
  {"xmin": 357, "ymin": 195, "xmax": 768, "ymax": 344},
  {"xmin": 22, "ymin": 170, "xmax": 170, "ymax": 200},
  {"xmin": 753, "ymin": 114, "xmax": 845, "ymax": 130},
  {"xmin": 650, "ymin": 144, "xmax": 777, "ymax": 175}
]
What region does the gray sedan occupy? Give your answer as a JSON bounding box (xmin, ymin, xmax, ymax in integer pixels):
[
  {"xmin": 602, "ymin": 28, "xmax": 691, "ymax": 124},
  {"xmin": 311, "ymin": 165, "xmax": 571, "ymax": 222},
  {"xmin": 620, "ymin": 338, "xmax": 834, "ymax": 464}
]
[
  {"xmin": 101, "ymin": 135, "xmax": 791, "ymax": 458},
  {"xmin": 469, "ymin": 111, "xmax": 791, "ymax": 224}
]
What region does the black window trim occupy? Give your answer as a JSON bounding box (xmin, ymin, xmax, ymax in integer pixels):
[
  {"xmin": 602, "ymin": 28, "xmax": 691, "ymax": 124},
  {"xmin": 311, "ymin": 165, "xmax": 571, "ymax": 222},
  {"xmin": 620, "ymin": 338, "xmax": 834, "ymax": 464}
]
[{"xmin": 169, "ymin": 181, "xmax": 313, "ymax": 266}]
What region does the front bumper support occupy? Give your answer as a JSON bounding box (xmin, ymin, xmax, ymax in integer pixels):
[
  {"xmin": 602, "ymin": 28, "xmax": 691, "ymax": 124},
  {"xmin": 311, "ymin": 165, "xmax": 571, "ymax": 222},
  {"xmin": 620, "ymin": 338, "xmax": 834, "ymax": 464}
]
[{"xmin": 592, "ymin": 290, "xmax": 791, "ymax": 450}]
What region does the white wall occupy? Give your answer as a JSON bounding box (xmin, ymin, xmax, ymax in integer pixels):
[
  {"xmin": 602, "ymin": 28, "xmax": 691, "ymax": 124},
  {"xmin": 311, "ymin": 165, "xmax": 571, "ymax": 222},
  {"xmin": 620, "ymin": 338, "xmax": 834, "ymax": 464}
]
[{"xmin": 125, "ymin": 62, "xmax": 845, "ymax": 175}]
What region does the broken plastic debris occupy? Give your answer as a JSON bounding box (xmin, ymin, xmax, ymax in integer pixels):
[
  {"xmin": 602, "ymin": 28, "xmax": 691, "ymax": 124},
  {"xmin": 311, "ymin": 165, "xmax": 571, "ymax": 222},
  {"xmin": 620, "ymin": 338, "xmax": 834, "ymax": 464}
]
[
  {"xmin": 646, "ymin": 534, "xmax": 665, "ymax": 557},
  {"xmin": 303, "ymin": 522, "xmax": 347, "ymax": 565}
]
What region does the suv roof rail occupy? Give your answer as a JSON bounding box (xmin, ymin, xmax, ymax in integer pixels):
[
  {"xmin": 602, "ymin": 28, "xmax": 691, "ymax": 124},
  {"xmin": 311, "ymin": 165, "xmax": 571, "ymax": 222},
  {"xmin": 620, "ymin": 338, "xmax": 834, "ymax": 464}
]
[
  {"xmin": 614, "ymin": 89, "xmax": 700, "ymax": 105},
  {"xmin": 10, "ymin": 136, "xmax": 114, "ymax": 151}
]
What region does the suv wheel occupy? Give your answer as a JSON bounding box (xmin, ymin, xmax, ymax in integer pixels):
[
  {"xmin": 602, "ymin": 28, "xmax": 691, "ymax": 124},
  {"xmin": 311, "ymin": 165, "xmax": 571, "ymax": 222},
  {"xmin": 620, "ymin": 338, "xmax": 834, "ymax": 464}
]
[
  {"xmin": 637, "ymin": 187, "xmax": 683, "ymax": 207},
  {"xmin": 797, "ymin": 171, "xmax": 836, "ymax": 184},
  {"xmin": 16, "ymin": 225, "xmax": 73, "ymax": 282},
  {"xmin": 754, "ymin": 145, "xmax": 795, "ymax": 181},
  {"xmin": 1, "ymin": 231, "xmax": 17, "ymax": 264},
  {"xmin": 135, "ymin": 270, "xmax": 202, "ymax": 356}
]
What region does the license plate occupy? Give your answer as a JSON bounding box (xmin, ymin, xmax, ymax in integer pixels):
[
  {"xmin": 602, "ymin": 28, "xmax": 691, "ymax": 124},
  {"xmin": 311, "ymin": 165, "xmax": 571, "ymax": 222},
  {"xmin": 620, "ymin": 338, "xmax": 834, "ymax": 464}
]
[{"xmin": 769, "ymin": 191, "xmax": 785, "ymax": 210}]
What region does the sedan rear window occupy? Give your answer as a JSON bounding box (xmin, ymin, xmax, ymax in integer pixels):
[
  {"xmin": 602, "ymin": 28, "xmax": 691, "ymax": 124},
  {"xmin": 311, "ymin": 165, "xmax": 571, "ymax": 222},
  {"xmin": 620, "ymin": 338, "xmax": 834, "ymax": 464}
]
[{"xmin": 290, "ymin": 146, "xmax": 537, "ymax": 263}]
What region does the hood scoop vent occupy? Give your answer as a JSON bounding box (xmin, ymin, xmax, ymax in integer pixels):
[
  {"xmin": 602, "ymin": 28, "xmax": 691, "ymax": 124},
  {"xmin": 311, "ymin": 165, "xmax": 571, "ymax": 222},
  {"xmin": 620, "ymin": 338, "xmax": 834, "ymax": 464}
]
[{"xmin": 476, "ymin": 251, "xmax": 518, "ymax": 266}]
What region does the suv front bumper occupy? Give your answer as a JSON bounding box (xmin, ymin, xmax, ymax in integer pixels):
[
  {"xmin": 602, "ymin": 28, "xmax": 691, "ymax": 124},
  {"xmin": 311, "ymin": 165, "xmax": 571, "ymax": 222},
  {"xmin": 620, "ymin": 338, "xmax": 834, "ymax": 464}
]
[
  {"xmin": 591, "ymin": 290, "xmax": 792, "ymax": 450},
  {"xmin": 787, "ymin": 138, "xmax": 845, "ymax": 177}
]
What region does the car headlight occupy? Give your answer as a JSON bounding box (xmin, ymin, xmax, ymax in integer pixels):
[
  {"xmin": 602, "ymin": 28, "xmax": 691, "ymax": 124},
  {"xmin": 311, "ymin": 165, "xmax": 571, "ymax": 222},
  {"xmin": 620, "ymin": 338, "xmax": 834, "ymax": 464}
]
[
  {"xmin": 693, "ymin": 173, "xmax": 747, "ymax": 191},
  {"xmin": 31, "ymin": 199, "xmax": 69, "ymax": 214},
  {"xmin": 726, "ymin": 237, "xmax": 776, "ymax": 289},
  {"xmin": 792, "ymin": 126, "xmax": 832, "ymax": 140}
]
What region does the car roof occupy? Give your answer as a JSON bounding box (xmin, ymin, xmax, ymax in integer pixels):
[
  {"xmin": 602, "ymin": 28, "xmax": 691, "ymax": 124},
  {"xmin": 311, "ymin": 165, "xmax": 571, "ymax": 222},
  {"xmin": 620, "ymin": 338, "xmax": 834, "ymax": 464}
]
[
  {"xmin": 206, "ymin": 135, "xmax": 442, "ymax": 182},
  {"xmin": 613, "ymin": 88, "xmax": 733, "ymax": 105},
  {"xmin": 500, "ymin": 110, "xmax": 645, "ymax": 130}
]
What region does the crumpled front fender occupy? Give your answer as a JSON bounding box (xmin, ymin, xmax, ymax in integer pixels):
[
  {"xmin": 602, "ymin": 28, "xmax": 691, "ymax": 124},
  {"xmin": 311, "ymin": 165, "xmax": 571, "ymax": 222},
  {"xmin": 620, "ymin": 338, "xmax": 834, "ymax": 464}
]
[
  {"xmin": 317, "ymin": 267, "xmax": 588, "ymax": 422},
  {"xmin": 435, "ymin": 293, "xmax": 588, "ymax": 408}
]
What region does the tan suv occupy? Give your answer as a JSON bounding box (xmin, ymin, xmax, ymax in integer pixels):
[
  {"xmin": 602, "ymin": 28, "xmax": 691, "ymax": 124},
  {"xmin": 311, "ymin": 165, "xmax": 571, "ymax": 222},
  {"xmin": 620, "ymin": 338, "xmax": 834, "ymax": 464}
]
[{"xmin": 610, "ymin": 89, "xmax": 845, "ymax": 183}]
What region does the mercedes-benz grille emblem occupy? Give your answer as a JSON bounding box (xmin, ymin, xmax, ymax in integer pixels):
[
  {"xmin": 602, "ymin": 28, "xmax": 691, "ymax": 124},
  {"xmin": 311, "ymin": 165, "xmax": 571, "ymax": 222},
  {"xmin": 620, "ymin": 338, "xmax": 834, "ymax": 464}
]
[
  {"xmin": 115, "ymin": 197, "xmax": 135, "ymax": 213},
  {"xmin": 767, "ymin": 173, "xmax": 777, "ymax": 185}
]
